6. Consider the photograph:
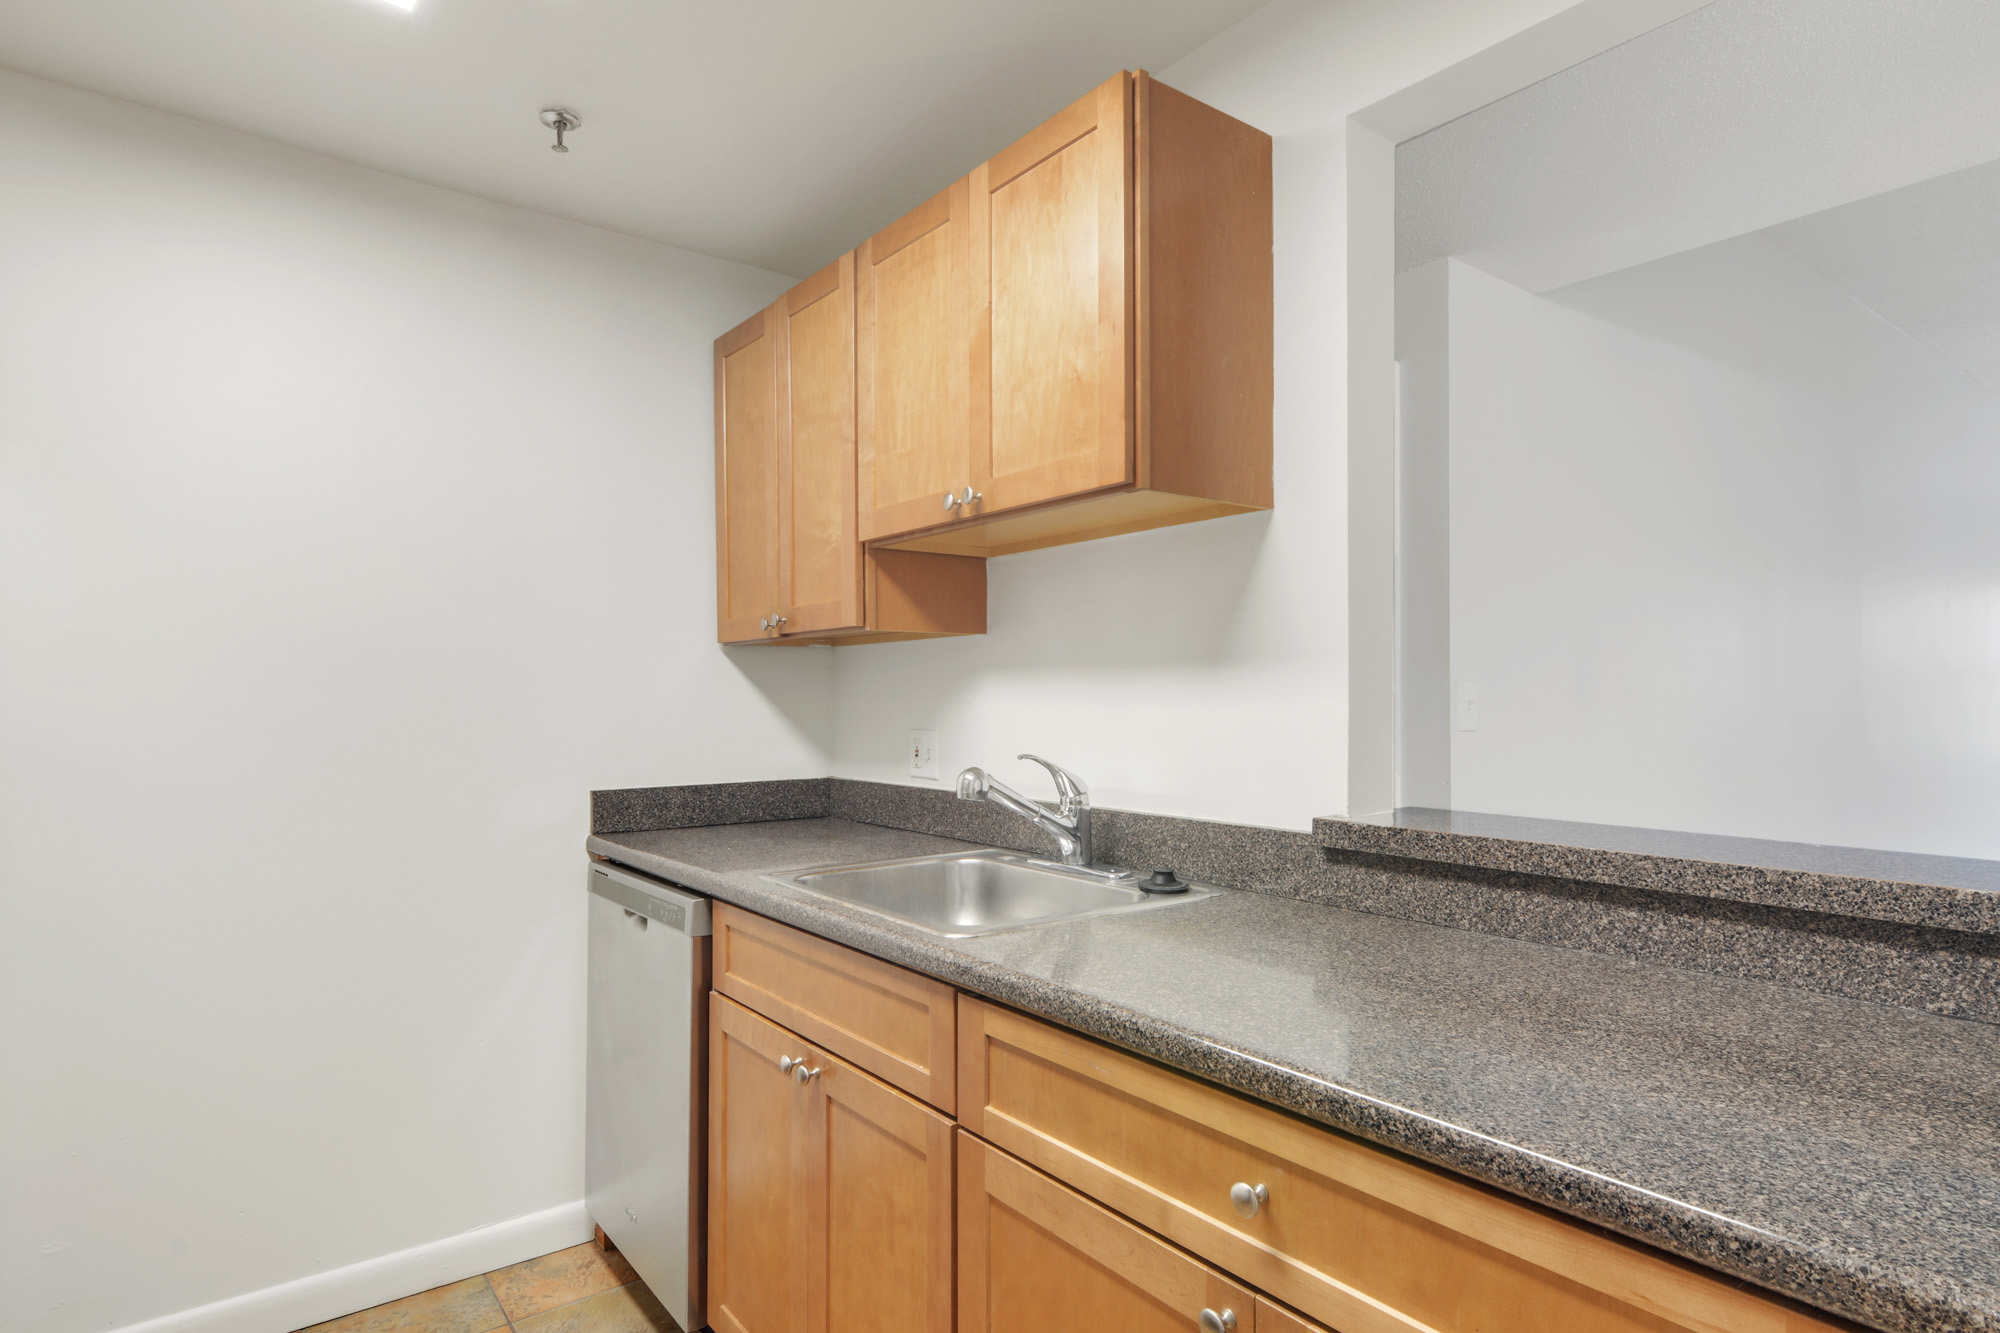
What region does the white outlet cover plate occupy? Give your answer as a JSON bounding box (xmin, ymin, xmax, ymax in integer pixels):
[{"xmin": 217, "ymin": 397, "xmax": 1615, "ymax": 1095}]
[{"xmin": 909, "ymin": 729, "xmax": 940, "ymax": 780}]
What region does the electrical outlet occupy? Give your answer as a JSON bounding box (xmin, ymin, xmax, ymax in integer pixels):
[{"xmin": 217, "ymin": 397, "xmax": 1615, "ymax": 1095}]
[{"xmin": 908, "ymin": 729, "xmax": 940, "ymax": 780}]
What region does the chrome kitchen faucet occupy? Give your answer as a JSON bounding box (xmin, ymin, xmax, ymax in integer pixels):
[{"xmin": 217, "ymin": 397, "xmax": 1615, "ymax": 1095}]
[{"xmin": 955, "ymin": 755, "xmax": 1132, "ymax": 880}]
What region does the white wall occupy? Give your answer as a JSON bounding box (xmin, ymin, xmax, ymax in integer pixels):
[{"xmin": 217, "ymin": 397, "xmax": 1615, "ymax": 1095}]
[
  {"xmin": 0, "ymin": 69, "xmax": 817, "ymax": 1333},
  {"xmin": 1418, "ymin": 239, "xmax": 2000, "ymax": 858},
  {"xmin": 826, "ymin": 0, "xmax": 1588, "ymax": 832}
]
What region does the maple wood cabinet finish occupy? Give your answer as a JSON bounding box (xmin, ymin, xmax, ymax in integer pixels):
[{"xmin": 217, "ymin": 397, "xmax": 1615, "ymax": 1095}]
[
  {"xmin": 708, "ymin": 994, "xmax": 952, "ymax": 1333},
  {"xmin": 1257, "ymin": 1298, "xmax": 1334, "ymax": 1333},
  {"xmin": 959, "ymin": 1131, "xmax": 1263, "ymax": 1333},
  {"xmin": 809, "ymin": 1027, "xmax": 954, "ymax": 1333},
  {"xmin": 708, "ymin": 994, "xmax": 809, "ymax": 1333},
  {"xmin": 857, "ymin": 179, "xmax": 975, "ymax": 543},
  {"xmin": 775, "ymin": 253, "xmax": 863, "ymax": 636},
  {"xmin": 711, "ymin": 903, "xmax": 957, "ymax": 1112},
  {"xmin": 715, "ymin": 305, "xmax": 781, "ymax": 644},
  {"xmin": 871, "ymin": 69, "xmax": 1273, "ymax": 557},
  {"xmin": 958, "ymin": 997, "xmax": 1850, "ymax": 1333},
  {"xmin": 716, "ymin": 257, "xmax": 986, "ymax": 646}
]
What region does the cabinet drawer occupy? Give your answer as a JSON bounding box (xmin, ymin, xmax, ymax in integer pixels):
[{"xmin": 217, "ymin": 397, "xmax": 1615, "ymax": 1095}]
[
  {"xmin": 959, "ymin": 1132, "xmax": 1259, "ymax": 1333},
  {"xmin": 959, "ymin": 998, "xmax": 1848, "ymax": 1333},
  {"xmin": 713, "ymin": 904, "xmax": 956, "ymax": 1112}
]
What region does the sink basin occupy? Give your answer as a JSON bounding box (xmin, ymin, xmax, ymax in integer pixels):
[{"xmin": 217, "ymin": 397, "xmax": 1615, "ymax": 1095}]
[{"xmin": 761, "ymin": 850, "xmax": 1215, "ymax": 937}]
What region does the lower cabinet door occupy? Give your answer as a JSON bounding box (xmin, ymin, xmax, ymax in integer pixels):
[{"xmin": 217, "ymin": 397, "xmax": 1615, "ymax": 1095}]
[
  {"xmin": 958, "ymin": 1132, "xmax": 1261, "ymax": 1333},
  {"xmin": 709, "ymin": 995, "xmax": 810, "ymax": 1333},
  {"xmin": 808, "ymin": 1051, "xmax": 954, "ymax": 1333}
]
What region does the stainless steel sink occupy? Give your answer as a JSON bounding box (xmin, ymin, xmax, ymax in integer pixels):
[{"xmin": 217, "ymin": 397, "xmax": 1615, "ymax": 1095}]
[{"xmin": 761, "ymin": 849, "xmax": 1215, "ymax": 937}]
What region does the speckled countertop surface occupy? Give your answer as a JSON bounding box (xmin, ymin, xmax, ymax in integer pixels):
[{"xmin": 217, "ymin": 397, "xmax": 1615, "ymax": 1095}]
[{"xmin": 589, "ymin": 818, "xmax": 2000, "ymax": 1333}]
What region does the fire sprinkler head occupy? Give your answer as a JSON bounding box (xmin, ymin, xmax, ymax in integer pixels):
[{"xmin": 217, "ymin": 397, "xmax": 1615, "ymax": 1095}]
[{"xmin": 539, "ymin": 107, "xmax": 582, "ymax": 154}]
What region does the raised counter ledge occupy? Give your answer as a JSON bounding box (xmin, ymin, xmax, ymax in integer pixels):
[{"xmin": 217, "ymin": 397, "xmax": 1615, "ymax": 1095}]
[
  {"xmin": 590, "ymin": 817, "xmax": 2000, "ymax": 1333},
  {"xmin": 1314, "ymin": 808, "xmax": 2000, "ymax": 938}
]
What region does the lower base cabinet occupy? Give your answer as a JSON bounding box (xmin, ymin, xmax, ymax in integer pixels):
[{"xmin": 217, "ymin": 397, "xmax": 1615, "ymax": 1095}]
[
  {"xmin": 958, "ymin": 1132, "xmax": 1325, "ymax": 1333},
  {"xmin": 707, "ymin": 994, "xmax": 952, "ymax": 1333},
  {"xmin": 706, "ymin": 907, "xmax": 1847, "ymax": 1333}
]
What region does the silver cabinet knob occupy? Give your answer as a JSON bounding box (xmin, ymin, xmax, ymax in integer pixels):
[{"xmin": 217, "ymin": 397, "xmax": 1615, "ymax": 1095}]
[
  {"xmin": 1198, "ymin": 1309, "xmax": 1237, "ymax": 1333},
  {"xmin": 791, "ymin": 1061, "xmax": 822, "ymax": 1085},
  {"xmin": 943, "ymin": 491, "xmax": 960, "ymax": 511},
  {"xmin": 758, "ymin": 616, "xmax": 771, "ymax": 631},
  {"xmin": 778, "ymin": 1056, "xmax": 799, "ymax": 1075},
  {"xmin": 771, "ymin": 614, "xmax": 787, "ymax": 630},
  {"xmin": 1229, "ymin": 1182, "xmax": 1268, "ymax": 1219},
  {"xmin": 959, "ymin": 485, "xmax": 982, "ymax": 507}
]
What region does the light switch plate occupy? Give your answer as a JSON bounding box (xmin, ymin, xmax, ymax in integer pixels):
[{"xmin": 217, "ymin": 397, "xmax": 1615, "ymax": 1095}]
[{"xmin": 908, "ymin": 729, "xmax": 940, "ymax": 780}]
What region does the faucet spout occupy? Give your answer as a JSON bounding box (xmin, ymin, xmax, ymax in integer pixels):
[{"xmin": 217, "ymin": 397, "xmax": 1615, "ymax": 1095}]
[{"xmin": 953, "ymin": 755, "xmax": 1103, "ymax": 870}]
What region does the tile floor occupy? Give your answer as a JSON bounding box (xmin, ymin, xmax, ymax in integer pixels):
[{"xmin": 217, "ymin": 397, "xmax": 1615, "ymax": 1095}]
[{"xmin": 296, "ymin": 1241, "xmax": 678, "ymax": 1333}]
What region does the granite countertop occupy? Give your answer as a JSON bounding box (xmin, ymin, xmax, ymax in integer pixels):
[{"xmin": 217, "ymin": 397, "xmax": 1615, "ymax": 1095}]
[{"xmin": 588, "ymin": 817, "xmax": 2000, "ymax": 1333}]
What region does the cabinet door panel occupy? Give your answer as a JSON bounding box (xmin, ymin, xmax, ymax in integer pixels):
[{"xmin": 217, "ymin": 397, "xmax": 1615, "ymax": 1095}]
[
  {"xmin": 970, "ymin": 72, "xmax": 1132, "ymax": 517},
  {"xmin": 709, "ymin": 995, "xmax": 809, "ymax": 1333},
  {"xmin": 858, "ymin": 181, "xmax": 973, "ymax": 540},
  {"xmin": 777, "ymin": 254, "xmax": 862, "ymax": 634},
  {"xmin": 716, "ymin": 308, "xmax": 780, "ymax": 642},
  {"xmin": 959, "ymin": 1132, "xmax": 1257, "ymax": 1333},
  {"xmin": 810, "ymin": 1055, "xmax": 953, "ymax": 1333}
]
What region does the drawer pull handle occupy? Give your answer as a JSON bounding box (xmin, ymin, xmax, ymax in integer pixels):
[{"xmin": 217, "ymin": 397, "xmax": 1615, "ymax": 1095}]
[
  {"xmin": 778, "ymin": 1056, "xmax": 801, "ymax": 1075},
  {"xmin": 792, "ymin": 1062, "xmax": 822, "ymax": 1084},
  {"xmin": 1229, "ymin": 1181, "xmax": 1268, "ymax": 1219},
  {"xmin": 1198, "ymin": 1309, "xmax": 1237, "ymax": 1333}
]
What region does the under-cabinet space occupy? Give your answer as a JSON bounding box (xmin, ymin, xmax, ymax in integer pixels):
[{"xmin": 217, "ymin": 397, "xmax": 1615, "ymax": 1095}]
[
  {"xmin": 711, "ymin": 903, "xmax": 957, "ymax": 1112},
  {"xmin": 958, "ymin": 996, "xmax": 1847, "ymax": 1333},
  {"xmin": 714, "ymin": 256, "xmax": 984, "ymax": 646}
]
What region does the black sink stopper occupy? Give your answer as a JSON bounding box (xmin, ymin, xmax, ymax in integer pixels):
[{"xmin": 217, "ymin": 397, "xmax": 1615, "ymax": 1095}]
[{"xmin": 1142, "ymin": 868, "xmax": 1188, "ymax": 894}]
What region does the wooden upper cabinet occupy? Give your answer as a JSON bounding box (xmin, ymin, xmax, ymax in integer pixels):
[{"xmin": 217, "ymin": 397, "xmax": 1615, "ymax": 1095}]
[
  {"xmin": 857, "ymin": 179, "xmax": 974, "ymax": 542},
  {"xmin": 717, "ymin": 259, "xmax": 987, "ymax": 647},
  {"xmin": 969, "ymin": 71, "xmax": 1133, "ymax": 518},
  {"xmin": 878, "ymin": 69, "xmax": 1273, "ymax": 557},
  {"xmin": 777, "ymin": 254, "xmax": 864, "ymax": 636},
  {"xmin": 715, "ymin": 305, "xmax": 781, "ymax": 642}
]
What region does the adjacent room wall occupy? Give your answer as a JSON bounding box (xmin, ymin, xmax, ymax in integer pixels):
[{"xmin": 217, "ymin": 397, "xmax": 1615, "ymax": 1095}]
[
  {"xmin": 826, "ymin": 0, "xmax": 1587, "ymax": 832},
  {"xmin": 0, "ymin": 68, "xmax": 815, "ymax": 1333},
  {"xmin": 1409, "ymin": 239, "xmax": 2000, "ymax": 859}
]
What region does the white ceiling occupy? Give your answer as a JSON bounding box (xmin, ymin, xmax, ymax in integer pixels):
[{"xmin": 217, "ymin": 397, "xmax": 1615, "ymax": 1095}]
[
  {"xmin": 1770, "ymin": 158, "xmax": 2000, "ymax": 398},
  {"xmin": 0, "ymin": 0, "xmax": 1265, "ymax": 277},
  {"xmin": 1396, "ymin": 0, "xmax": 2000, "ymax": 293}
]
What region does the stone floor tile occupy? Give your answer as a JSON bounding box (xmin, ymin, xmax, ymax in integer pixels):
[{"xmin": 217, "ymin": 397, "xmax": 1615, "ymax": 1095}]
[{"xmin": 487, "ymin": 1241, "xmax": 638, "ymax": 1322}]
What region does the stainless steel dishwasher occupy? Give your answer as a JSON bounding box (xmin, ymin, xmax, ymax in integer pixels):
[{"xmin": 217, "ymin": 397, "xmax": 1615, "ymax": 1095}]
[{"xmin": 585, "ymin": 860, "xmax": 711, "ymax": 1332}]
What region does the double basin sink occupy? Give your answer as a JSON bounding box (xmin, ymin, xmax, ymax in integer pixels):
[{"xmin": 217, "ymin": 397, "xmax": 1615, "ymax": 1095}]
[{"xmin": 762, "ymin": 849, "xmax": 1215, "ymax": 938}]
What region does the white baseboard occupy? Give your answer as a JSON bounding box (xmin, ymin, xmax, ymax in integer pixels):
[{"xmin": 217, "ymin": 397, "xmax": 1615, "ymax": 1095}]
[{"xmin": 110, "ymin": 1200, "xmax": 595, "ymax": 1333}]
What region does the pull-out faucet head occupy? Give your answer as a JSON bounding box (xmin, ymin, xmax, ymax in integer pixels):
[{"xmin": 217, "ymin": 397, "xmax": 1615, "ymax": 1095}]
[
  {"xmin": 955, "ymin": 766, "xmax": 991, "ymax": 802},
  {"xmin": 953, "ymin": 755, "xmax": 1099, "ymax": 869}
]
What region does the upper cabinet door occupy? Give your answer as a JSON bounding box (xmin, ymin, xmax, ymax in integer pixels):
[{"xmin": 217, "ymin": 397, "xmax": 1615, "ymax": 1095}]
[
  {"xmin": 776, "ymin": 254, "xmax": 863, "ymax": 635},
  {"xmin": 857, "ymin": 180, "xmax": 974, "ymax": 542},
  {"xmin": 715, "ymin": 306, "xmax": 781, "ymax": 643},
  {"xmin": 969, "ymin": 71, "xmax": 1134, "ymax": 518}
]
